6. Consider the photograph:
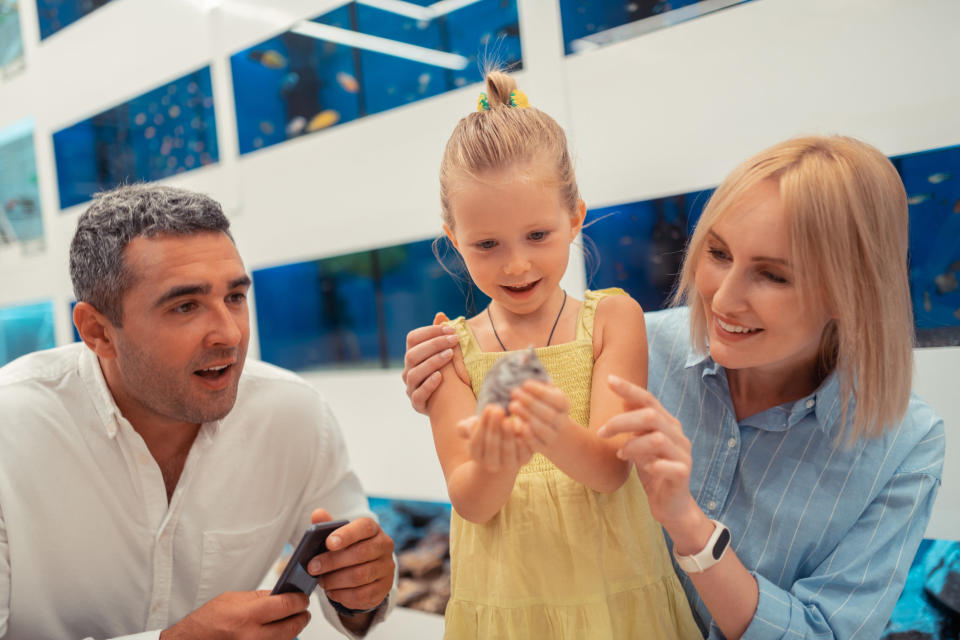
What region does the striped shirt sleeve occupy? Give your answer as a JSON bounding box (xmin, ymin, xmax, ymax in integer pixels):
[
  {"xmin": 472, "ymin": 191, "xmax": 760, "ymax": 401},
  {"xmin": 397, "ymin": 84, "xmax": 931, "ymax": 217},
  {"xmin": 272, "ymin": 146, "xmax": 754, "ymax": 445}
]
[{"xmin": 731, "ymin": 420, "xmax": 944, "ymax": 640}]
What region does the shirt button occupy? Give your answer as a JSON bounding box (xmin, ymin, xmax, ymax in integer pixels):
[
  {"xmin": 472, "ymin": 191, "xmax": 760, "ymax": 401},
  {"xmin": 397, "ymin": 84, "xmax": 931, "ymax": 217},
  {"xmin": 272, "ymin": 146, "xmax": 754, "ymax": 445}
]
[
  {"xmin": 727, "ymin": 437, "xmax": 737, "ymax": 449},
  {"xmin": 707, "ymin": 500, "xmax": 718, "ymax": 511},
  {"xmin": 805, "ymin": 399, "xmax": 816, "ymax": 409}
]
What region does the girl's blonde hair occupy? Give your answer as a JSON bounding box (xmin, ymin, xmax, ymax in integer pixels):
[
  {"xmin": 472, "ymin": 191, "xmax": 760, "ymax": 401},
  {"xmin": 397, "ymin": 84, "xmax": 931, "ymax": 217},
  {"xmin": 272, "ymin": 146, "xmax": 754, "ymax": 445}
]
[
  {"xmin": 673, "ymin": 135, "xmax": 913, "ymax": 441},
  {"xmin": 439, "ymin": 71, "xmax": 579, "ymax": 228}
]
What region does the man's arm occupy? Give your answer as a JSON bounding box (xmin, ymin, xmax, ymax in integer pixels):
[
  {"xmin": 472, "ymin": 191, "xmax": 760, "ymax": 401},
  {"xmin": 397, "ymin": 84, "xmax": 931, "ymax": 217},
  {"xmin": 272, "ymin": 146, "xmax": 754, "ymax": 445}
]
[
  {"xmin": 294, "ymin": 396, "xmax": 398, "ymax": 637},
  {"xmin": 304, "ymin": 510, "xmax": 395, "ymax": 636}
]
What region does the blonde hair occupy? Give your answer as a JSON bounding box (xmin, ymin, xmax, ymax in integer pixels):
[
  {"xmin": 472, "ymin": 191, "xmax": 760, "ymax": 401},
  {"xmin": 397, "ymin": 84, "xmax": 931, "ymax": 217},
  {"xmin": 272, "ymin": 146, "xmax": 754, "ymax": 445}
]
[
  {"xmin": 439, "ymin": 71, "xmax": 579, "ymax": 228},
  {"xmin": 673, "ymin": 136, "xmax": 913, "ymax": 441}
]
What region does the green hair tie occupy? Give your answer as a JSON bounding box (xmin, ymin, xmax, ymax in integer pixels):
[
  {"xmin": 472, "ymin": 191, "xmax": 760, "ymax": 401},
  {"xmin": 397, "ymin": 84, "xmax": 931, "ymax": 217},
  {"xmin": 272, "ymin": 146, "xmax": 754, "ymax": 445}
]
[{"xmin": 476, "ymin": 92, "xmax": 490, "ymax": 111}]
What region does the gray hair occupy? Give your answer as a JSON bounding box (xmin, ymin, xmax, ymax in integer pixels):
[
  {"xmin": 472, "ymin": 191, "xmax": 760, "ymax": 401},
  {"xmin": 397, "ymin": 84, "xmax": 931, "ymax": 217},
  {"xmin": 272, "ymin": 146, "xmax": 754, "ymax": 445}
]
[{"xmin": 69, "ymin": 184, "xmax": 232, "ymax": 326}]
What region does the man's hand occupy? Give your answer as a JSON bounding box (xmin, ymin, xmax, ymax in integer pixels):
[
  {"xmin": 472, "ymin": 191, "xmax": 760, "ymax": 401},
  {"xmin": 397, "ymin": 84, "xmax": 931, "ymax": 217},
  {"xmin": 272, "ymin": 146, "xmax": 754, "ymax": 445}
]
[
  {"xmin": 307, "ymin": 509, "xmax": 395, "ymax": 632},
  {"xmin": 160, "ymin": 590, "xmax": 310, "ymax": 640}
]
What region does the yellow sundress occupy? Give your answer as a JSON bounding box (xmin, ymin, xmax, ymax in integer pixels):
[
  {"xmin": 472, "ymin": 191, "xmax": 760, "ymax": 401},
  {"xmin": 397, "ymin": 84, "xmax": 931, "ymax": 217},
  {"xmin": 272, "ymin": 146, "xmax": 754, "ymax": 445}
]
[{"xmin": 443, "ymin": 288, "xmax": 701, "ymax": 639}]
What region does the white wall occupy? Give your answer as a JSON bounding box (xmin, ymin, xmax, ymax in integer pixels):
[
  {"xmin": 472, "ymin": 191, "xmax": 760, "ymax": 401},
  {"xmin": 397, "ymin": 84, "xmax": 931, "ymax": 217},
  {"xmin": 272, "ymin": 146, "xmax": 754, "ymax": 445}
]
[{"xmin": 0, "ymin": 1, "xmax": 957, "ymax": 634}]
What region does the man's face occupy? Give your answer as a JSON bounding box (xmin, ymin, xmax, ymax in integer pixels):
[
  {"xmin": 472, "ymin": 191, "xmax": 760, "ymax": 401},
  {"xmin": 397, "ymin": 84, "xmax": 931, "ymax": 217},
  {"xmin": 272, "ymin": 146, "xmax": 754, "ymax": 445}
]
[{"xmin": 103, "ymin": 232, "xmax": 251, "ymax": 427}]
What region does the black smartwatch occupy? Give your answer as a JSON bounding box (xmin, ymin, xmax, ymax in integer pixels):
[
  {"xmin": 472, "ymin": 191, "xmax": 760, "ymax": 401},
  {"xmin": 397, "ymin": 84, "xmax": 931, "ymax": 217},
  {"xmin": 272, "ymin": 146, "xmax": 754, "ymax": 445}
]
[{"xmin": 327, "ymin": 595, "xmax": 386, "ymax": 617}]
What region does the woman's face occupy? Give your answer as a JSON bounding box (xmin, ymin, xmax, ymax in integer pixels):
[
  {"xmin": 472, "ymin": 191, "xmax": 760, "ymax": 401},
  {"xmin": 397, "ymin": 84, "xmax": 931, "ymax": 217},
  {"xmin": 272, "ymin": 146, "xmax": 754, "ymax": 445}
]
[{"xmin": 694, "ymin": 179, "xmax": 832, "ymax": 376}]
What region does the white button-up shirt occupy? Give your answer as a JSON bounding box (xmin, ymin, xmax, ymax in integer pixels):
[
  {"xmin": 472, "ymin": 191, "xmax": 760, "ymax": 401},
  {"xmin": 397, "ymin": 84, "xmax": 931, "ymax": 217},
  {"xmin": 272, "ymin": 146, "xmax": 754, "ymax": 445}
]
[{"xmin": 0, "ymin": 343, "xmax": 392, "ymax": 639}]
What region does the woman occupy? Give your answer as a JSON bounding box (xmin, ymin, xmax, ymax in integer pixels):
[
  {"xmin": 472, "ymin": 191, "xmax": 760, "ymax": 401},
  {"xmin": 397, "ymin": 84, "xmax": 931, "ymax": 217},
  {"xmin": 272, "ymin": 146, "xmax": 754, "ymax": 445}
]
[{"xmin": 402, "ymin": 136, "xmax": 945, "ymax": 639}]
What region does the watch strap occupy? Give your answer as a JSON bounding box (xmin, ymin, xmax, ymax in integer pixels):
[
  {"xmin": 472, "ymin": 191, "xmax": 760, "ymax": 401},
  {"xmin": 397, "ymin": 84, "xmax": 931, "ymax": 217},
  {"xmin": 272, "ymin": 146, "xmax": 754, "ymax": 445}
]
[{"xmin": 673, "ymin": 519, "xmax": 731, "ymax": 573}]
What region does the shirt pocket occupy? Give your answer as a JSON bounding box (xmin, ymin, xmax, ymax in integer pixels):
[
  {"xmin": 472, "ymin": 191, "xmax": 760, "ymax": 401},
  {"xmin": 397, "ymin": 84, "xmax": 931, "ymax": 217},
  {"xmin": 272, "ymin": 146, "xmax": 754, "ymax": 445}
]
[{"xmin": 195, "ymin": 510, "xmax": 292, "ymax": 607}]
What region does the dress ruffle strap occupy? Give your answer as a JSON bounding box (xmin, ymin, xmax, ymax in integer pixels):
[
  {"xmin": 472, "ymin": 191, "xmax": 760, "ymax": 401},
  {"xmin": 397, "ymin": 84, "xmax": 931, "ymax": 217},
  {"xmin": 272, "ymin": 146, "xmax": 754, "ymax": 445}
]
[{"xmin": 577, "ymin": 287, "xmax": 627, "ymax": 341}]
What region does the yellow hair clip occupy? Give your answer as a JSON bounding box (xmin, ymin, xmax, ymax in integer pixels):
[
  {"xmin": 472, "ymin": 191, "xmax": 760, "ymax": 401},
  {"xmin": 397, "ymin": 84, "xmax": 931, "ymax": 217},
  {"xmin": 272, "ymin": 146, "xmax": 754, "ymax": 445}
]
[
  {"xmin": 509, "ymin": 90, "xmax": 530, "ymax": 108},
  {"xmin": 476, "ymin": 89, "xmax": 530, "ymax": 111}
]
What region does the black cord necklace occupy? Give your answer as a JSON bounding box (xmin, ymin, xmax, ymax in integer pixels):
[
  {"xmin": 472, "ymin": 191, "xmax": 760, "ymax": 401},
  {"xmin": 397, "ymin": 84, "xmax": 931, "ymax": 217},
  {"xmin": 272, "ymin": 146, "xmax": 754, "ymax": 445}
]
[{"xmin": 487, "ymin": 289, "xmax": 567, "ymax": 352}]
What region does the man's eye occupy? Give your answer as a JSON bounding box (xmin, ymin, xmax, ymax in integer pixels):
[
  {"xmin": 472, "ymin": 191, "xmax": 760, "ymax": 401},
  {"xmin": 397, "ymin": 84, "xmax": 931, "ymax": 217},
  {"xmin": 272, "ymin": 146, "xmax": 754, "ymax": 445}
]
[
  {"xmin": 228, "ymin": 292, "xmax": 247, "ymax": 304},
  {"xmin": 174, "ymin": 302, "xmax": 197, "ymax": 314}
]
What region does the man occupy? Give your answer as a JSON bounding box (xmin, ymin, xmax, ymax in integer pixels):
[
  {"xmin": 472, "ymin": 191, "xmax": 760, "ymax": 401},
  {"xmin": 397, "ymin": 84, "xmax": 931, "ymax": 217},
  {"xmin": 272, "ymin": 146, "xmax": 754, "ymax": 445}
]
[{"xmin": 0, "ymin": 185, "xmax": 396, "ymax": 639}]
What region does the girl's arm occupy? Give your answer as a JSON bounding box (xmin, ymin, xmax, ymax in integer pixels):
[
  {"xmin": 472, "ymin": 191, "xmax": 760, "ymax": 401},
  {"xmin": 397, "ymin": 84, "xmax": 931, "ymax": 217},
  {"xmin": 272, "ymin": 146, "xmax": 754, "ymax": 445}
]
[
  {"xmin": 509, "ymin": 294, "xmax": 644, "ymax": 492},
  {"xmin": 426, "ymin": 345, "xmax": 530, "ymax": 524}
]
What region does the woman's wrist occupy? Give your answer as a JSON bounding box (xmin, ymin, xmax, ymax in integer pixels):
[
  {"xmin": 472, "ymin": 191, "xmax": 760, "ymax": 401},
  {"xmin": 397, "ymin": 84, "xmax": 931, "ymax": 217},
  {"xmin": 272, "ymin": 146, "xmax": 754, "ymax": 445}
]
[{"xmin": 662, "ymin": 500, "xmax": 715, "ymax": 556}]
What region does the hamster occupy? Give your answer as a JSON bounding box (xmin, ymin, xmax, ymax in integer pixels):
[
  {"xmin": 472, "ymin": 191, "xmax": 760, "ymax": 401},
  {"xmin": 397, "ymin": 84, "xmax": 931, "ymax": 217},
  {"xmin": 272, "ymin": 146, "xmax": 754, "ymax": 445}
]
[{"xmin": 476, "ymin": 347, "xmax": 551, "ymax": 414}]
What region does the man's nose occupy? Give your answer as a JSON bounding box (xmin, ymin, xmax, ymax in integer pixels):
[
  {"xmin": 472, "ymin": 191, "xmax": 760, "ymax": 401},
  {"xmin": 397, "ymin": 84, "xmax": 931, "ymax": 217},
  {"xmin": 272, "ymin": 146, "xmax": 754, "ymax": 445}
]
[{"xmin": 205, "ymin": 303, "xmax": 244, "ymax": 348}]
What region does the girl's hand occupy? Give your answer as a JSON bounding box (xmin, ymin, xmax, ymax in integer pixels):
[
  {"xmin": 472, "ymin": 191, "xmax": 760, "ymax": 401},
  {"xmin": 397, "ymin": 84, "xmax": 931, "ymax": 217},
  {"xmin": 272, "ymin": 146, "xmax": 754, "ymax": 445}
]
[
  {"xmin": 457, "ymin": 405, "xmax": 533, "ymax": 473},
  {"xmin": 508, "ymin": 381, "xmax": 570, "ymax": 451},
  {"xmin": 598, "ymin": 375, "xmax": 700, "ymax": 529}
]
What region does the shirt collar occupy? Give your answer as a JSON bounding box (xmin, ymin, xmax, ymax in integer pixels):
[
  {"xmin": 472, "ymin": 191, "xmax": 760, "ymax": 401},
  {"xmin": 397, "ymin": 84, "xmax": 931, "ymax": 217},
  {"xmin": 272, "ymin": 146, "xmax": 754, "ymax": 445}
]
[
  {"xmin": 77, "ymin": 344, "xmax": 225, "ymax": 439},
  {"xmin": 77, "ymin": 345, "xmax": 124, "ymax": 439},
  {"xmin": 683, "ymin": 345, "xmax": 843, "ymax": 434}
]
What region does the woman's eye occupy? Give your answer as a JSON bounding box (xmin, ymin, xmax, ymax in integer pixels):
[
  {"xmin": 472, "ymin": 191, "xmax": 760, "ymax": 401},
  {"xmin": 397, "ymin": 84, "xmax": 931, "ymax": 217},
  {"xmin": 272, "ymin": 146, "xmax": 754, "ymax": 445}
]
[
  {"xmin": 763, "ymin": 271, "xmax": 789, "ymax": 284},
  {"xmin": 529, "ymin": 230, "xmax": 548, "ymax": 241},
  {"xmin": 707, "ymin": 247, "xmax": 729, "ymax": 261}
]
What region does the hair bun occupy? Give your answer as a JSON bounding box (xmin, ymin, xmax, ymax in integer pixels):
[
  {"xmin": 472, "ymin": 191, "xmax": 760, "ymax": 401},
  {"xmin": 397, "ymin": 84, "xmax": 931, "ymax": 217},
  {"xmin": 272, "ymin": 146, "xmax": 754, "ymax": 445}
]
[{"xmin": 484, "ymin": 70, "xmax": 519, "ymax": 108}]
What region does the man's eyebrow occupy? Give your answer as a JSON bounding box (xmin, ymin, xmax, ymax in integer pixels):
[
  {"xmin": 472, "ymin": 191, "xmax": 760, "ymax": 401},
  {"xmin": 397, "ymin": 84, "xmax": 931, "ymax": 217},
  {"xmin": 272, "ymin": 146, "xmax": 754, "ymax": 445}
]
[
  {"xmin": 230, "ymin": 275, "xmax": 252, "ymax": 289},
  {"xmin": 707, "ymin": 230, "xmax": 791, "ymax": 267},
  {"xmin": 154, "ymin": 284, "xmax": 210, "ymax": 308}
]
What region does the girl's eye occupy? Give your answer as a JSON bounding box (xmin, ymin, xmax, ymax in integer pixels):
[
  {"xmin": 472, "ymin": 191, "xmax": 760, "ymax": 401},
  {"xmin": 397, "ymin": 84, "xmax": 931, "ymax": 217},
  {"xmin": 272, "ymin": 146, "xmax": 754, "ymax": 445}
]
[
  {"xmin": 476, "ymin": 240, "xmax": 497, "ymax": 250},
  {"xmin": 529, "ymin": 230, "xmax": 549, "ymax": 241}
]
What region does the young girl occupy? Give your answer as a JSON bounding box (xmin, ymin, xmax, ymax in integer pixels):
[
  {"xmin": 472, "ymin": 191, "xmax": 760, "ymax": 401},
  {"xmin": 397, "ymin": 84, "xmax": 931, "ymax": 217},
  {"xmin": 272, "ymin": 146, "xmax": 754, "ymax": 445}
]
[{"xmin": 426, "ymin": 71, "xmax": 700, "ymax": 639}]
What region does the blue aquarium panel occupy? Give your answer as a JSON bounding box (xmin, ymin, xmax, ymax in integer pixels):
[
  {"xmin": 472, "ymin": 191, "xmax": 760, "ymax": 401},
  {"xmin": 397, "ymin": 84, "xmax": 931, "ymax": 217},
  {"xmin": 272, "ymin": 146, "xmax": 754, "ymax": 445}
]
[
  {"xmin": 368, "ymin": 495, "xmax": 450, "ymax": 614},
  {"xmin": 560, "ymin": 0, "xmax": 749, "ymax": 55},
  {"xmin": 253, "ymin": 252, "xmax": 382, "ymax": 371},
  {"xmin": 883, "ymin": 539, "xmax": 960, "ymax": 639},
  {"xmin": 0, "ymin": 300, "xmax": 55, "ymax": 366},
  {"xmin": 36, "ymin": 0, "xmax": 116, "ymax": 40},
  {"xmin": 582, "ymin": 144, "xmax": 960, "ymax": 346},
  {"xmin": 230, "ymin": 0, "xmax": 521, "ymax": 155},
  {"xmin": 582, "ymin": 188, "xmax": 713, "ymax": 312},
  {"xmin": 53, "ymin": 66, "xmax": 219, "ymax": 210},
  {"xmin": 0, "ymin": 1, "xmax": 24, "ymax": 72},
  {"xmin": 892, "ymin": 145, "xmax": 960, "ymax": 347},
  {"xmin": 0, "ymin": 119, "xmax": 43, "ymax": 249},
  {"xmin": 380, "ymin": 237, "xmax": 488, "ymax": 364},
  {"xmin": 253, "ymin": 237, "xmax": 486, "ymax": 372}
]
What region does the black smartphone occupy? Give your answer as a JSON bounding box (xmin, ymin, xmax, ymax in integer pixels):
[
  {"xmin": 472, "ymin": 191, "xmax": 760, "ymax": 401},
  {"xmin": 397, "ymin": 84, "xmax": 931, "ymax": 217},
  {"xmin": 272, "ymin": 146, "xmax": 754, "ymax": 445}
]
[{"xmin": 271, "ymin": 520, "xmax": 349, "ymax": 596}]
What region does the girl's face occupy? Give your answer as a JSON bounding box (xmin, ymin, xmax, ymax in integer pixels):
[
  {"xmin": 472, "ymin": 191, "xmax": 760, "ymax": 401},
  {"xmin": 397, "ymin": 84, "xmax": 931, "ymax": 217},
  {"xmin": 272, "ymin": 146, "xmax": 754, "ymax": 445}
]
[
  {"xmin": 694, "ymin": 179, "xmax": 832, "ymax": 376},
  {"xmin": 445, "ymin": 167, "xmax": 583, "ymax": 318}
]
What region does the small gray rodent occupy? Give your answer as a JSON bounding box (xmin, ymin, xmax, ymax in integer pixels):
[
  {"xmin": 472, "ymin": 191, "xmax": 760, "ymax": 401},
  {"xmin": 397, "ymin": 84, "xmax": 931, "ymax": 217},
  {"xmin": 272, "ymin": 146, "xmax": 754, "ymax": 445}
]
[{"xmin": 476, "ymin": 347, "xmax": 551, "ymax": 414}]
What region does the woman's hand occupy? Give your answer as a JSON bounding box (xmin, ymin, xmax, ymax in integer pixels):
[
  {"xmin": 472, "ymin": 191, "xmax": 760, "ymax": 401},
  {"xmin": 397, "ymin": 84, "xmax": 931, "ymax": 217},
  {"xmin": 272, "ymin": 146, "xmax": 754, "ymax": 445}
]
[
  {"xmin": 598, "ymin": 375, "xmax": 701, "ymax": 531},
  {"xmin": 402, "ymin": 313, "xmax": 457, "ymax": 414},
  {"xmin": 458, "ymin": 404, "xmax": 534, "ymax": 473},
  {"xmin": 508, "ymin": 380, "xmax": 571, "ymax": 451}
]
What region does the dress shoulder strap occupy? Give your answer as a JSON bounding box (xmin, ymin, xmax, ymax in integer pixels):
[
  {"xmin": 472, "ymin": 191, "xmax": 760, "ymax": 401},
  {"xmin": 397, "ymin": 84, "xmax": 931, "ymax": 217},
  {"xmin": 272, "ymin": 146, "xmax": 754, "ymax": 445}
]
[
  {"xmin": 445, "ymin": 316, "xmax": 482, "ymax": 362},
  {"xmin": 577, "ymin": 288, "xmax": 628, "ymax": 341}
]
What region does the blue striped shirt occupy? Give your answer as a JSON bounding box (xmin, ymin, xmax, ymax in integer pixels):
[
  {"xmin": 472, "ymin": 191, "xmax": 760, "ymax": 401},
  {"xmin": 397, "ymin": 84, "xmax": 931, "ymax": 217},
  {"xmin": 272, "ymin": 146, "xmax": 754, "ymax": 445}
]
[{"xmin": 646, "ymin": 307, "xmax": 945, "ymax": 639}]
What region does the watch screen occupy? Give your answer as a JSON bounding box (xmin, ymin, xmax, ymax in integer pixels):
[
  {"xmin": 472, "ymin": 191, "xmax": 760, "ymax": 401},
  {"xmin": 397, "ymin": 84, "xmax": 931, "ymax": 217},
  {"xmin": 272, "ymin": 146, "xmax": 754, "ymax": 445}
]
[{"xmin": 711, "ymin": 528, "xmax": 731, "ymax": 560}]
